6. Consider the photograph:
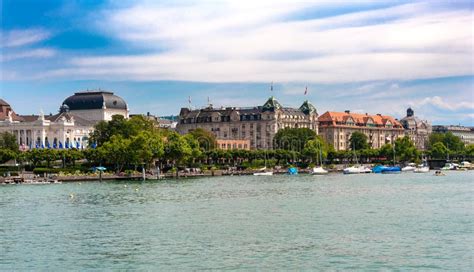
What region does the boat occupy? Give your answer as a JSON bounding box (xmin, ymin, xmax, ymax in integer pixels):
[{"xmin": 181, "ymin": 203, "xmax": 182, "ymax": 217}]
[
  {"xmin": 311, "ymin": 141, "xmax": 328, "ymax": 175},
  {"xmin": 401, "ymin": 163, "xmax": 416, "ymax": 172},
  {"xmin": 343, "ymin": 142, "xmax": 370, "ymax": 174},
  {"xmin": 253, "ymin": 170, "xmax": 273, "ymax": 176},
  {"xmin": 414, "ymin": 166, "xmax": 430, "ymax": 173},
  {"xmin": 311, "ymin": 166, "xmax": 328, "ymax": 175},
  {"xmin": 372, "ymin": 165, "xmax": 401, "ymax": 174},
  {"xmin": 287, "ymin": 167, "xmax": 298, "ymax": 175},
  {"xmin": 253, "ymin": 144, "xmax": 273, "ymax": 176},
  {"xmin": 459, "ymin": 161, "xmax": 473, "ymax": 170},
  {"xmin": 441, "ymin": 163, "xmax": 456, "ymax": 171}
]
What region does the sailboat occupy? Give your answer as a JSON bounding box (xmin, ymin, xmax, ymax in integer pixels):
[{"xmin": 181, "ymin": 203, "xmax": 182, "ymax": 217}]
[
  {"xmin": 343, "ymin": 142, "xmax": 371, "ymax": 174},
  {"xmin": 253, "ymin": 144, "xmax": 273, "ymax": 176},
  {"xmin": 414, "ymin": 154, "xmax": 430, "ymax": 173},
  {"xmin": 312, "ymin": 141, "xmax": 328, "ymax": 175}
]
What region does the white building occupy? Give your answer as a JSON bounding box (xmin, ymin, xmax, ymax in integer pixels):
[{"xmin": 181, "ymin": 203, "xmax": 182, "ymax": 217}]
[{"xmin": 0, "ymin": 91, "xmax": 129, "ymax": 149}]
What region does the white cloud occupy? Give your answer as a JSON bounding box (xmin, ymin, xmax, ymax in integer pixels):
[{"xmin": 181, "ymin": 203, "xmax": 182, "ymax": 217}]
[
  {"xmin": 1, "ymin": 48, "xmax": 56, "ymax": 62},
  {"xmin": 38, "ymin": 0, "xmax": 471, "ymax": 83},
  {"xmin": 2, "ymin": 28, "xmax": 51, "ymax": 47},
  {"xmin": 415, "ymin": 96, "xmax": 474, "ymax": 111}
]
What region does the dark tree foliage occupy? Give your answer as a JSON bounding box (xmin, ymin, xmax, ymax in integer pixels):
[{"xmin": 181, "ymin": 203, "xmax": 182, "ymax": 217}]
[{"xmin": 273, "ymin": 128, "xmax": 317, "ymax": 151}]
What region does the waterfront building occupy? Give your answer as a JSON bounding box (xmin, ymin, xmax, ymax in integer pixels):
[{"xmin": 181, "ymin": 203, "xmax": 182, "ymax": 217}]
[
  {"xmin": 62, "ymin": 91, "xmax": 129, "ymax": 123},
  {"xmin": 0, "ymin": 100, "xmax": 94, "ymax": 149},
  {"xmin": 176, "ymin": 97, "xmax": 318, "ymax": 149},
  {"xmin": 318, "ymin": 110, "xmax": 405, "ymax": 151},
  {"xmin": 400, "ymin": 107, "xmax": 432, "ymax": 150},
  {"xmin": 0, "ymin": 90, "xmax": 129, "ymax": 149},
  {"xmin": 432, "ymin": 125, "xmax": 474, "ymax": 145}
]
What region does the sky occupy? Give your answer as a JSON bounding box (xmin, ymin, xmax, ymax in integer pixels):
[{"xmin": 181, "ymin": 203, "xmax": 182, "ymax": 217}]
[{"xmin": 1, "ymin": 0, "xmax": 473, "ymax": 125}]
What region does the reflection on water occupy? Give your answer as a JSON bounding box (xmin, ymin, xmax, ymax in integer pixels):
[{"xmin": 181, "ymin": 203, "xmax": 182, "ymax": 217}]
[{"xmin": 1, "ymin": 172, "xmax": 473, "ymax": 270}]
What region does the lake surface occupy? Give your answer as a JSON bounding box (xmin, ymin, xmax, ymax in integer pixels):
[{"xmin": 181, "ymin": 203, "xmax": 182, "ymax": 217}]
[{"xmin": 1, "ymin": 172, "xmax": 473, "ymax": 270}]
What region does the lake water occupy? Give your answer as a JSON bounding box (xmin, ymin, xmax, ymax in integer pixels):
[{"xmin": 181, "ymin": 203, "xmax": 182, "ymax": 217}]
[{"xmin": 1, "ymin": 172, "xmax": 473, "ymax": 270}]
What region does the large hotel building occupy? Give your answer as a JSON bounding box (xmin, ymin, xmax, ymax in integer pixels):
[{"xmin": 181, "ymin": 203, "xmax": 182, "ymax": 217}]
[
  {"xmin": 315, "ymin": 110, "xmax": 405, "ymax": 151},
  {"xmin": 176, "ymin": 97, "xmax": 319, "ymax": 150}
]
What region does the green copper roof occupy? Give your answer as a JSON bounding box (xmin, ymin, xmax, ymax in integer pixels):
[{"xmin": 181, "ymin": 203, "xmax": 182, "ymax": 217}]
[
  {"xmin": 262, "ymin": 96, "xmax": 282, "ymax": 112},
  {"xmin": 299, "ymin": 100, "xmax": 317, "ymax": 115}
]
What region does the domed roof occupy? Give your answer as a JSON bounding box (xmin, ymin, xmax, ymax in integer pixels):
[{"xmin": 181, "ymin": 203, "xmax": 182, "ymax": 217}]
[{"xmin": 62, "ymin": 91, "xmax": 127, "ymax": 111}]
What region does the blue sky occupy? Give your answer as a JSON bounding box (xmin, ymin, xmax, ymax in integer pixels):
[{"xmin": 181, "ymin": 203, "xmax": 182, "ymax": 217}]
[{"xmin": 1, "ymin": 0, "xmax": 473, "ymax": 125}]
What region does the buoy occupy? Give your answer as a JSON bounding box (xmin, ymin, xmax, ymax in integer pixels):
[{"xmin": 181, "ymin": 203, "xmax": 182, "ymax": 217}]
[
  {"xmin": 124, "ymin": 185, "xmax": 127, "ymax": 188},
  {"xmin": 135, "ymin": 188, "xmax": 139, "ymax": 191},
  {"xmin": 69, "ymin": 194, "xmax": 74, "ymax": 198}
]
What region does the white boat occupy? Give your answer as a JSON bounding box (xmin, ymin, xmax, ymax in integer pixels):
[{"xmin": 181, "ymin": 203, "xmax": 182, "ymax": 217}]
[
  {"xmin": 414, "ymin": 166, "xmax": 429, "ymax": 173},
  {"xmin": 441, "ymin": 163, "xmax": 456, "ymax": 170},
  {"xmin": 401, "ymin": 163, "xmax": 416, "ymax": 172},
  {"xmin": 311, "ymin": 166, "xmax": 328, "ymax": 175},
  {"xmin": 343, "ymin": 166, "xmax": 362, "ymax": 174},
  {"xmin": 311, "ymin": 142, "xmax": 328, "ymax": 175},
  {"xmin": 253, "ymin": 171, "xmax": 273, "ymax": 176}
]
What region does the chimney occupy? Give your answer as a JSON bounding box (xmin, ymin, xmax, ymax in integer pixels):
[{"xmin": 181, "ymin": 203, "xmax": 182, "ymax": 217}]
[
  {"xmin": 377, "ymin": 113, "xmax": 382, "ymax": 116},
  {"xmin": 344, "ymin": 110, "xmax": 350, "ymax": 114}
]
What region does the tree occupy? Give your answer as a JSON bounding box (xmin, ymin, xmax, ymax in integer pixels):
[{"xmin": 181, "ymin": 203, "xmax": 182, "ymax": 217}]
[
  {"xmin": 394, "ymin": 136, "xmax": 419, "ymax": 163},
  {"xmin": 0, "ymin": 132, "xmax": 19, "ymax": 151},
  {"xmin": 303, "ymin": 136, "xmax": 328, "ymax": 164},
  {"xmin": 274, "ymin": 128, "xmax": 317, "ymax": 151},
  {"xmin": 430, "ymin": 142, "xmax": 449, "ymax": 159},
  {"xmin": 349, "ymin": 132, "xmax": 369, "ymax": 150},
  {"xmin": 188, "ymin": 128, "xmax": 217, "ymax": 151},
  {"xmin": 89, "ymin": 115, "xmax": 156, "ymax": 146},
  {"xmin": 428, "ymin": 132, "xmax": 465, "ymax": 153},
  {"xmin": 101, "ymin": 135, "xmax": 132, "ymax": 173}
]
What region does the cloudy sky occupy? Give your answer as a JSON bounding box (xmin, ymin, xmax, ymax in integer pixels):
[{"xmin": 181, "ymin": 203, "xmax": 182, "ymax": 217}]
[{"xmin": 1, "ymin": 0, "xmax": 473, "ymax": 125}]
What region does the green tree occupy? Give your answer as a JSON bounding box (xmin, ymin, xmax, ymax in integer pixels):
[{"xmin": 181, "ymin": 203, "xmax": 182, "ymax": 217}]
[
  {"xmin": 274, "ymin": 128, "xmax": 317, "ymax": 151},
  {"xmin": 0, "ymin": 132, "xmax": 19, "ymax": 151},
  {"xmin": 101, "ymin": 135, "xmax": 132, "ymax": 173},
  {"xmin": 188, "ymin": 128, "xmax": 217, "ymax": 151},
  {"xmin": 428, "ymin": 132, "xmax": 464, "ymax": 153},
  {"xmin": 303, "ymin": 136, "xmax": 328, "ymax": 164},
  {"xmin": 349, "ymin": 132, "xmax": 369, "ymax": 150},
  {"xmin": 430, "ymin": 142, "xmax": 449, "ymax": 159},
  {"xmin": 394, "ymin": 136, "xmax": 419, "ymax": 163}
]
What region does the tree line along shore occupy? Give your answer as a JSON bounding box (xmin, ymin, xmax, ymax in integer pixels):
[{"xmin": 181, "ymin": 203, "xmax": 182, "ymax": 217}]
[{"xmin": 1, "ymin": 115, "xmax": 473, "ymax": 180}]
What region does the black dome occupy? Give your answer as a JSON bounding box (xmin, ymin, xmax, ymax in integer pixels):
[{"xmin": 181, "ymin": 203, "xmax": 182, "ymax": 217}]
[{"xmin": 63, "ymin": 91, "xmax": 127, "ymax": 111}]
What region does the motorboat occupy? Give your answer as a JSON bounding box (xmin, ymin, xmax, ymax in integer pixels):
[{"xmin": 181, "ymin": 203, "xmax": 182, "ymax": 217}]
[
  {"xmin": 311, "ymin": 166, "xmax": 328, "ymax": 175},
  {"xmin": 441, "ymin": 163, "xmax": 457, "ymax": 171},
  {"xmin": 372, "ymin": 165, "xmax": 401, "ymax": 174},
  {"xmin": 459, "ymin": 161, "xmax": 472, "ymax": 170},
  {"xmin": 343, "ymin": 166, "xmax": 365, "ymax": 174},
  {"xmin": 414, "ymin": 166, "xmax": 430, "ymax": 173},
  {"xmin": 401, "ymin": 163, "xmax": 416, "ymax": 172}
]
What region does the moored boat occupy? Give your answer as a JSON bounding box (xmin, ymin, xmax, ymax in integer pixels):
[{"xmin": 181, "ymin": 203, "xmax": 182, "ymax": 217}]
[{"xmin": 311, "ymin": 166, "xmax": 328, "ymax": 175}]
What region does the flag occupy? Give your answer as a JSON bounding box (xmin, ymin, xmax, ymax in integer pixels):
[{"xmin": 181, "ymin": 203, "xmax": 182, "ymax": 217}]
[
  {"xmin": 188, "ymin": 96, "xmax": 192, "ymax": 104},
  {"xmin": 270, "ymin": 82, "xmax": 273, "ymax": 92},
  {"xmin": 304, "ymin": 86, "xmax": 308, "ymax": 95}
]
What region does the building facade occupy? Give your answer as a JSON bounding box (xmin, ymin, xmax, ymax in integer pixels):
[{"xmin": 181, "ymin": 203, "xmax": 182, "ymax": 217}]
[
  {"xmin": 318, "ymin": 110, "xmax": 405, "ymax": 151},
  {"xmin": 432, "ymin": 125, "xmax": 474, "ymax": 145},
  {"xmin": 216, "ymin": 139, "xmax": 251, "ymax": 150},
  {"xmin": 0, "ymin": 90, "xmax": 128, "ymax": 149},
  {"xmin": 176, "ymin": 97, "xmax": 318, "ymax": 149},
  {"xmin": 400, "ymin": 108, "xmax": 432, "ymax": 150}
]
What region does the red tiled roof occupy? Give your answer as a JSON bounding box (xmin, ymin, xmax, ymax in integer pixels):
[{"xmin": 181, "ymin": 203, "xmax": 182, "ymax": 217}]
[{"xmin": 318, "ymin": 111, "xmax": 402, "ymax": 128}]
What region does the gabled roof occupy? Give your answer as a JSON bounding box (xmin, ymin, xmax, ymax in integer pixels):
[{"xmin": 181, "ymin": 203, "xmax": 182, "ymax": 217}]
[{"xmin": 318, "ymin": 111, "xmax": 402, "ymax": 128}]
